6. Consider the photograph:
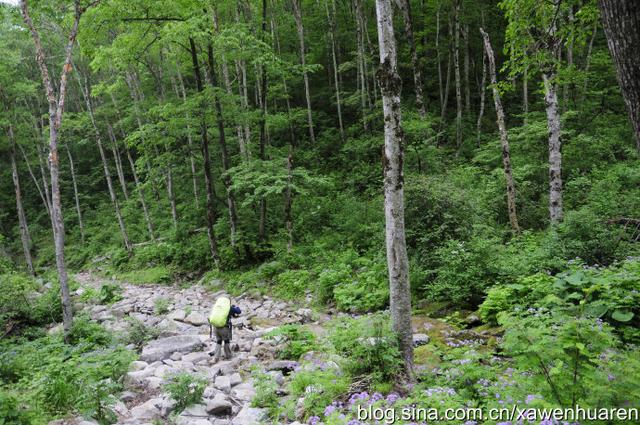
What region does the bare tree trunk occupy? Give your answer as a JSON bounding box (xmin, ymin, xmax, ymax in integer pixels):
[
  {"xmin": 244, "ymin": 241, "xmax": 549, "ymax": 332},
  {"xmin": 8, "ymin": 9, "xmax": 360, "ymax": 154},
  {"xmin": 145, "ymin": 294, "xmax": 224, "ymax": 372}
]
[
  {"xmin": 106, "ymin": 123, "xmax": 129, "ymax": 201},
  {"xmin": 9, "ymin": 125, "xmax": 35, "ymax": 276},
  {"xmin": 440, "ymin": 16, "xmax": 453, "ymax": 125},
  {"xmin": 543, "ymin": 73, "xmax": 563, "ymax": 224},
  {"xmin": 326, "ymin": 0, "xmax": 345, "ymax": 140},
  {"xmin": 20, "ymin": 0, "xmax": 89, "ymax": 340},
  {"xmin": 18, "ymin": 144, "xmax": 50, "ymax": 218},
  {"xmin": 523, "ymin": 65, "xmax": 529, "ymax": 124},
  {"xmin": 174, "ymin": 68, "xmax": 201, "ymax": 206},
  {"xmin": 480, "ymin": 28, "xmax": 520, "ymax": 232},
  {"xmin": 599, "ymin": 0, "xmax": 640, "ymax": 154},
  {"xmin": 396, "ymin": 0, "xmax": 426, "ymax": 118},
  {"xmin": 436, "ymin": 2, "xmax": 444, "ymax": 111},
  {"xmin": 453, "ymin": 0, "xmax": 463, "ymax": 151},
  {"xmin": 476, "ymin": 47, "xmax": 487, "ymax": 146},
  {"xmin": 354, "ymin": 0, "xmax": 369, "ymax": 131},
  {"xmin": 464, "ymin": 24, "xmax": 471, "ymax": 114},
  {"xmin": 76, "ymin": 71, "xmax": 132, "ymax": 253},
  {"xmin": 285, "ymin": 151, "xmax": 294, "ymax": 252},
  {"xmin": 206, "ymin": 44, "xmax": 240, "ymax": 247},
  {"xmin": 292, "ymin": 0, "xmax": 316, "ymax": 143},
  {"xmin": 64, "ymin": 143, "xmax": 85, "ymax": 243},
  {"xmin": 375, "ymin": 0, "xmax": 414, "ymax": 378},
  {"xmin": 259, "ymin": 0, "xmax": 269, "ymax": 242},
  {"xmin": 189, "ymin": 37, "xmax": 221, "ymax": 266},
  {"xmin": 108, "ymin": 93, "xmax": 156, "ymax": 242}
]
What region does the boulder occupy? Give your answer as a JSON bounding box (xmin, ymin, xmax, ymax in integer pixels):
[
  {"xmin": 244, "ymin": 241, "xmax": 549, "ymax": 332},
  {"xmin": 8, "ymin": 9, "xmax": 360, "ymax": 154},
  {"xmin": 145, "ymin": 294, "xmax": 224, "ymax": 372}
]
[
  {"xmin": 181, "ymin": 403, "xmax": 208, "ymax": 417},
  {"xmin": 214, "ymin": 375, "xmax": 231, "ymax": 393},
  {"xmin": 130, "ymin": 398, "xmax": 162, "ymax": 420},
  {"xmin": 267, "ymin": 360, "xmax": 298, "ymax": 374},
  {"xmin": 129, "ymin": 361, "xmax": 149, "ymax": 371},
  {"xmin": 206, "ymin": 393, "xmax": 233, "ymax": 415},
  {"xmin": 232, "ymin": 406, "xmax": 267, "ymax": 425},
  {"xmin": 184, "ymin": 311, "xmax": 207, "ymax": 326},
  {"xmin": 182, "ymin": 351, "xmax": 210, "ymax": 364},
  {"xmin": 140, "ymin": 335, "xmax": 205, "ymax": 362},
  {"xmin": 169, "ymin": 309, "xmax": 187, "ymax": 321},
  {"xmin": 231, "ymin": 382, "xmax": 256, "ymax": 402},
  {"xmin": 229, "ymin": 372, "xmax": 242, "ymax": 387}
]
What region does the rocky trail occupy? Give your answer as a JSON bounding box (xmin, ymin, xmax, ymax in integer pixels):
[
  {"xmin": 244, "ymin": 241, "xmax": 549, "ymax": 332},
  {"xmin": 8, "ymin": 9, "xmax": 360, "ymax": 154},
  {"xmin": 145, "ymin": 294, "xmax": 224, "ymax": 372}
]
[{"xmin": 70, "ymin": 272, "xmax": 316, "ymax": 425}]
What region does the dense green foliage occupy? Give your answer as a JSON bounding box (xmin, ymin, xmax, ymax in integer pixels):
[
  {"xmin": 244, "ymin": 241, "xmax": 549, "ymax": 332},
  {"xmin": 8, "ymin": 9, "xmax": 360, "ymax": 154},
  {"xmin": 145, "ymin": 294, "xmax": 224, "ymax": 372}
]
[{"xmin": 1, "ymin": 0, "xmax": 639, "ymax": 422}]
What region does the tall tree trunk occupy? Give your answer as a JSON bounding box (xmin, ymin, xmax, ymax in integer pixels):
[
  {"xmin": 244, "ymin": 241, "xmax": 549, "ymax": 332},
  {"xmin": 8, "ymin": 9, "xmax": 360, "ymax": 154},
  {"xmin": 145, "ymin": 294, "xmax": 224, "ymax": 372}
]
[
  {"xmin": 9, "ymin": 125, "xmax": 35, "ymax": 276},
  {"xmin": 108, "ymin": 93, "xmax": 156, "ymax": 242},
  {"xmin": 396, "ymin": 0, "xmax": 426, "ymax": 118},
  {"xmin": 354, "ymin": 0, "xmax": 369, "ymax": 131},
  {"xmin": 453, "ymin": 0, "xmax": 463, "ymax": 151},
  {"xmin": 18, "ymin": 144, "xmax": 50, "ymax": 218},
  {"xmin": 326, "ymin": 0, "xmax": 345, "ymax": 141},
  {"xmin": 480, "ymin": 28, "xmax": 520, "ymax": 232},
  {"xmin": 76, "ymin": 71, "xmax": 132, "ymax": 253},
  {"xmin": 543, "ymin": 73, "xmax": 563, "ymax": 224},
  {"xmin": 374, "ymin": 0, "xmax": 414, "ymax": 377},
  {"xmin": 106, "ymin": 123, "xmax": 129, "ymax": 201},
  {"xmin": 285, "ymin": 151, "xmax": 294, "ymax": 252},
  {"xmin": 20, "ymin": 0, "xmax": 88, "ymax": 340},
  {"xmin": 213, "ymin": 6, "xmax": 248, "ymax": 158},
  {"xmin": 189, "ymin": 37, "xmax": 221, "ymax": 266},
  {"xmin": 292, "ymin": 0, "xmax": 316, "ymax": 143},
  {"xmin": 523, "ymin": 65, "xmax": 529, "ymax": 124},
  {"xmin": 436, "ymin": 2, "xmax": 444, "ymax": 111},
  {"xmin": 258, "ymin": 0, "xmax": 269, "ymax": 242},
  {"xmin": 206, "ymin": 44, "xmax": 240, "ymax": 247},
  {"xmin": 64, "ymin": 143, "xmax": 85, "ymax": 243},
  {"xmin": 599, "ymin": 0, "xmax": 640, "ymax": 154},
  {"xmin": 463, "ymin": 24, "xmax": 471, "ymax": 114},
  {"xmin": 476, "ymin": 47, "xmax": 487, "ymax": 146},
  {"xmin": 174, "ymin": 68, "xmax": 201, "ymax": 206}
]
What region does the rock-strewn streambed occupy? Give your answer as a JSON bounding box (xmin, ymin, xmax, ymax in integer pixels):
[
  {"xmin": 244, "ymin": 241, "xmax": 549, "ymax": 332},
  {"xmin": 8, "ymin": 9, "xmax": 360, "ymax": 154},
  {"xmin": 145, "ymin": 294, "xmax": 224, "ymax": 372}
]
[{"xmin": 71, "ymin": 272, "xmax": 315, "ymax": 425}]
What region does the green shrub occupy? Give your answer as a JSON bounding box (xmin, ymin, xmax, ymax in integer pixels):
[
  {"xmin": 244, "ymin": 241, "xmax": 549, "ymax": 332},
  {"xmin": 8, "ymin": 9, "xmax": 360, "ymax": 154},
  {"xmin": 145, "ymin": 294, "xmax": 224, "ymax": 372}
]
[
  {"xmin": 274, "ymin": 269, "xmax": 310, "ymax": 300},
  {"xmin": 289, "ymin": 370, "xmax": 350, "ymax": 419},
  {"xmin": 329, "ymin": 314, "xmax": 402, "ymax": 382},
  {"xmin": 265, "ymin": 324, "xmax": 316, "ymax": 360},
  {"xmin": 251, "ymin": 369, "xmax": 280, "ymax": 416},
  {"xmin": 0, "ymin": 392, "xmax": 34, "ymax": 425},
  {"xmin": 164, "ymin": 373, "xmax": 206, "ymax": 412},
  {"xmin": 154, "ymin": 297, "xmax": 170, "ymax": 315},
  {"xmin": 123, "ymin": 317, "xmax": 160, "ymax": 351},
  {"xmin": 98, "ymin": 284, "xmax": 123, "ymax": 304},
  {"xmin": 68, "ymin": 316, "xmax": 113, "ymax": 347}
]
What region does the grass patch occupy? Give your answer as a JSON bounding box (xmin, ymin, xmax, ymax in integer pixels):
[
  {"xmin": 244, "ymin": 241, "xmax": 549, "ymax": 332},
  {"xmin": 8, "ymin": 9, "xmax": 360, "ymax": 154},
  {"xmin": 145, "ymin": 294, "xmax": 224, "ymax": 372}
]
[{"xmin": 117, "ymin": 266, "xmax": 172, "ymax": 285}]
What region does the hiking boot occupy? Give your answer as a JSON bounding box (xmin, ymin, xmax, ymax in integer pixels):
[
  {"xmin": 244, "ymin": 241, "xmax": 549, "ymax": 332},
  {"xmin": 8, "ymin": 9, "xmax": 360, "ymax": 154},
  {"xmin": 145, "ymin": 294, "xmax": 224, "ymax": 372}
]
[
  {"xmin": 223, "ymin": 343, "xmax": 232, "ymax": 360},
  {"xmin": 211, "ymin": 343, "xmax": 222, "ymax": 362}
]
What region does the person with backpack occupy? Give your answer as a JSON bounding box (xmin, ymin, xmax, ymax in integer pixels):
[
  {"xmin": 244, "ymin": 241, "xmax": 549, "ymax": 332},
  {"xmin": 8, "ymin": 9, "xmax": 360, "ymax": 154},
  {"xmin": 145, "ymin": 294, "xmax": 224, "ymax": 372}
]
[{"xmin": 208, "ymin": 296, "xmax": 241, "ymax": 361}]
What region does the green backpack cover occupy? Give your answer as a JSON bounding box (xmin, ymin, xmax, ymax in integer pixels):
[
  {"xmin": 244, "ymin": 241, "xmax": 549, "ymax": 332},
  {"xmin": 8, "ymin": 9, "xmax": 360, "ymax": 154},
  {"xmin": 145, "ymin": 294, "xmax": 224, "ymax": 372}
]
[{"xmin": 208, "ymin": 296, "xmax": 231, "ymax": 327}]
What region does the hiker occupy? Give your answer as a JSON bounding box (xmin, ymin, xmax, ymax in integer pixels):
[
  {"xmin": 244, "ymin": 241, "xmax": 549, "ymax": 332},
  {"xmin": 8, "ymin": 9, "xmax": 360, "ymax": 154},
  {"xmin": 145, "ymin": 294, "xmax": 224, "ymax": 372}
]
[{"xmin": 208, "ymin": 296, "xmax": 241, "ymax": 361}]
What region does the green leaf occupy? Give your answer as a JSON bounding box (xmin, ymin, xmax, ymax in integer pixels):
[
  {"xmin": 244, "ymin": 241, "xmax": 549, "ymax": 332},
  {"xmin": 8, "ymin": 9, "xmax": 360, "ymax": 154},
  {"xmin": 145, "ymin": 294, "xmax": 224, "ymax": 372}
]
[
  {"xmin": 611, "ymin": 310, "xmax": 634, "ymax": 322},
  {"xmin": 584, "ymin": 303, "xmax": 608, "ymax": 318}
]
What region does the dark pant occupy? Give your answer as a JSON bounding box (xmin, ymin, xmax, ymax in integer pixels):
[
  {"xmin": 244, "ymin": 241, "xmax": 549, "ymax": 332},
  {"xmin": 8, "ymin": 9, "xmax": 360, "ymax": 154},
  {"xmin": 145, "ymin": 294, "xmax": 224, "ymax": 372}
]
[{"xmin": 214, "ymin": 325, "xmax": 232, "ymax": 343}]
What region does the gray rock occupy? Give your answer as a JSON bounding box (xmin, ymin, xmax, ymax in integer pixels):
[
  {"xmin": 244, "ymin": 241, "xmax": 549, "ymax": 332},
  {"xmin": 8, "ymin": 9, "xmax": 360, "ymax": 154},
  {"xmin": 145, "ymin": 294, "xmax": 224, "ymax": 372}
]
[
  {"xmin": 130, "ymin": 398, "xmax": 162, "ymax": 420},
  {"xmin": 120, "ymin": 391, "xmax": 136, "ymax": 402},
  {"xmin": 214, "ymin": 375, "xmax": 231, "ymax": 393},
  {"xmin": 182, "ymin": 351, "xmax": 210, "ymax": 364},
  {"xmin": 232, "ymin": 406, "xmax": 267, "ymax": 425},
  {"xmin": 231, "ymin": 382, "xmax": 256, "ymax": 402},
  {"xmin": 129, "ymin": 360, "xmax": 149, "ymax": 371},
  {"xmin": 125, "ymin": 368, "xmax": 156, "ymax": 386},
  {"xmin": 268, "ymin": 370, "xmax": 285, "ymax": 386},
  {"xmin": 267, "ymin": 360, "xmax": 298, "ymax": 374},
  {"xmin": 412, "ymin": 333, "xmax": 430, "ymax": 347},
  {"xmin": 169, "ymin": 309, "xmax": 187, "ymax": 321},
  {"xmin": 206, "ymin": 393, "xmax": 232, "ymax": 415},
  {"xmin": 184, "ymin": 311, "xmax": 207, "ymax": 326},
  {"xmin": 229, "ymin": 372, "xmax": 242, "ymax": 387},
  {"xmin": 181, "ymin": 403, "xmax": 208, "ymax": 417},
  {"xmin": 175, "ymin": 418, "xmax": 212, "ymax": 425},
  {"xmin": 140, "ymin": 335, "xmax": 205, "ymax": 362}
]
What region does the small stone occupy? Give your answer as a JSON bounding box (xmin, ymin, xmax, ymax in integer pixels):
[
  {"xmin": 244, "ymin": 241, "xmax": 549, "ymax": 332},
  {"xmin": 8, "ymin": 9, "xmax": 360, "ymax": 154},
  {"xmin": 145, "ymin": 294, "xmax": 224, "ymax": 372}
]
[
  {"xmin": 120, "ymin": 391, "xmax": 136, "ymax": 402},
  {"xmin": 130, "ymin": 398, "xmax": 161, "ymax": 420},
  {"xmin": 182, "ymin": 403, "xmax": 208, "ymax": 417},
  {"xmin": 169, "ymin": 309, "xmax": 187, "ymax": 321},
  {"xmin": 233, "ymin": 406, "xmax": 267, "ymax": 425},
  {"xmin": 412, "ymin": 333, "xmax": 430, "ymax": 347},
  {"xmin": 129, "ymin": 361, "xmax": 149, "ymax": 371}
]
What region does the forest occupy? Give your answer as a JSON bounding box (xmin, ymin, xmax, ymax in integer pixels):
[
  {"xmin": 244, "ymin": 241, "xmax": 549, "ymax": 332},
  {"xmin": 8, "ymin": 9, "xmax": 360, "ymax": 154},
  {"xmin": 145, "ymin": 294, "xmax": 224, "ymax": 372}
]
[{"xmin": 1, "ymin": 0, "xmax": 639, "ymax": 424}]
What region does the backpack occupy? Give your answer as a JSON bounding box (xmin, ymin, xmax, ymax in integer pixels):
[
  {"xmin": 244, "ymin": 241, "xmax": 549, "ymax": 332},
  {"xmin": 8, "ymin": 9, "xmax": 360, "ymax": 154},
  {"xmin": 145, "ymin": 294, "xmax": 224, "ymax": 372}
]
[{"xmin": 208, "ymin": 296, "xmax": 231, "ymax": 328}]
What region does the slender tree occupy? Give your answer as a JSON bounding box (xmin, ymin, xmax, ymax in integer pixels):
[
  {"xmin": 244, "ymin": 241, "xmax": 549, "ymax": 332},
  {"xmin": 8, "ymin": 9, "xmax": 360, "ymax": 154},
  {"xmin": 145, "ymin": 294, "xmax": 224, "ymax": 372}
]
[
  {"xmin": 374, "ymin": 0, "xmax": 414, "ymax": 377},
  {"xmin": 480, "ymin": 28, "xmax": 520, "ymax": 232},
  {"xmin": 19, "ymin": 0, "xmax": 92, "ymax": 339}
]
